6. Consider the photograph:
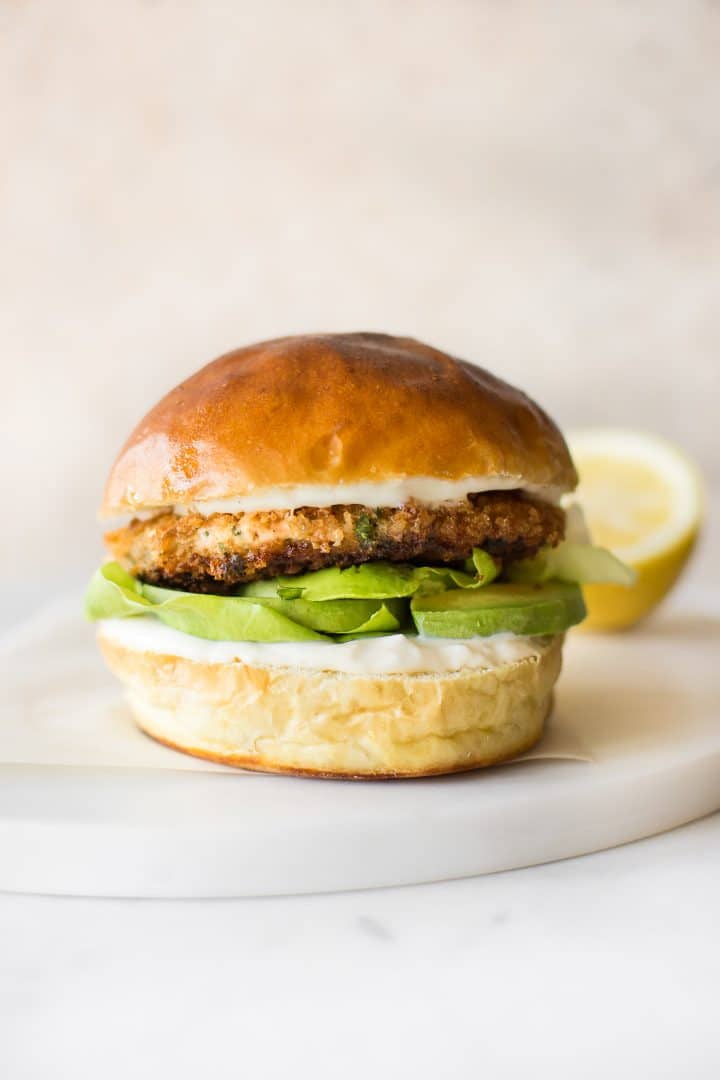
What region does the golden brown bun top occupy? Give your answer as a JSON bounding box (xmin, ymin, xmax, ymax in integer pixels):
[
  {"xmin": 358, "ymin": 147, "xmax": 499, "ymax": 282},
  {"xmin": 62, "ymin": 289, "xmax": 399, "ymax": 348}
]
[{"xmin": 102, "ymin": 333, "xmax": 577, "ymax": 514}]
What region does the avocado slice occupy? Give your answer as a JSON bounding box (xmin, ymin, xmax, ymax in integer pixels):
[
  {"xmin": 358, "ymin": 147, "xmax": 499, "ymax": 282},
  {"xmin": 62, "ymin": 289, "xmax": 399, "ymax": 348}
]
[{"xmin": 410, "ymin": 582, "xmax": 586, "ymax": 638}]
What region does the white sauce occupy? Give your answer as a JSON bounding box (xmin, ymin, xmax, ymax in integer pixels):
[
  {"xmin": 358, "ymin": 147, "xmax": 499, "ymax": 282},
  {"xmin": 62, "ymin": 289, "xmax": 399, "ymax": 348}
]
[
  {"xmin": 98, "ymin": 617, "xmax": 551, "ymax": 675},
  {"xmin": 168, "ymin": 475, "xmax": 563, "ymax": 516}
]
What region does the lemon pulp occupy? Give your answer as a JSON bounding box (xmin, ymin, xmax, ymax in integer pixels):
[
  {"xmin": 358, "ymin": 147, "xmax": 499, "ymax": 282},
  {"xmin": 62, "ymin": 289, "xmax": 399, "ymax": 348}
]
[{"xmin": 566, "ymin": 430, "xmax": 704, "ymax": 631}]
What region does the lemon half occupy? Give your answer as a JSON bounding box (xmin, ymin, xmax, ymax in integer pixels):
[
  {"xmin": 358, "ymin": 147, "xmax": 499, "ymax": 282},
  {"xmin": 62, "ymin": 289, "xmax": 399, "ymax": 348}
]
[{"xmin": 566, "ymin": 429, "xmax": 704, "ymax": 631}]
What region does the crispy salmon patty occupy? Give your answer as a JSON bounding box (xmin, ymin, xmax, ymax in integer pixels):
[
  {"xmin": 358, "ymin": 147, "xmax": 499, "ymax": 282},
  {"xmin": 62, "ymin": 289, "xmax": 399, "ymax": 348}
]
[{"xmin": 106, "ymin": 493, "xmax": 565, "ymax": 594}]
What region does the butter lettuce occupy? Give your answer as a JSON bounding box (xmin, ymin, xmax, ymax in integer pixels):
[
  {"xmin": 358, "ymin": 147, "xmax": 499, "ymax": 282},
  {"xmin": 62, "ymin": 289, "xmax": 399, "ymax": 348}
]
[
  {"xmin": 241, "ymin": 547, "xmax": 499, "ymax": 601},
  {"xmin": 86, "ymin": 563, "xmax": 404, "ymax": 642},
  {"xmin": 507, "ymin": 541, "xmax": 636, "ymax": 586}
]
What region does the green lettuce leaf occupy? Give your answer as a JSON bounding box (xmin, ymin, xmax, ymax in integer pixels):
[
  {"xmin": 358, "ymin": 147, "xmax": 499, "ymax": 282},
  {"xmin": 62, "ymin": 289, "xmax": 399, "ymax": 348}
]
[
  {"xmin": 86, "ymin": 563, "xmax": 408, "ymax": 642},
  {"xmin": 85, "ymin": 561, "xmax": 152, "ymax": 615},
  {"xmin": 507, "ymin": 542, "xmax": 636, "ymax": 586},
  {"xmin": 241, "ymin": 547, "xmax": 499, "ymax": 602},
  {"xmin": 87, "ymin": 563, "xmax": 330, "ymax": 642}
]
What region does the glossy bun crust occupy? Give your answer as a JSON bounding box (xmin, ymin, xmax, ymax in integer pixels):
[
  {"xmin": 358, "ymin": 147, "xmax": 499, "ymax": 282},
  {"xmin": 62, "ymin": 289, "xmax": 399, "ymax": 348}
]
[
  {"xmin": 102, "ymin": 333, "xmax": 577, "ymax": 515},
  {"xmin": 98, "ymin": 632, "xmax": 563, "ymax": 778}
]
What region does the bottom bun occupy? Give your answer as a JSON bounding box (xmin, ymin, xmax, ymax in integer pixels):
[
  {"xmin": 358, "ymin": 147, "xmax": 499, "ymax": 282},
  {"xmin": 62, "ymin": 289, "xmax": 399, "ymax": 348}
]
[{"xmin": 98, "ymin": 631, "xmax": 563, "ymax": 779}]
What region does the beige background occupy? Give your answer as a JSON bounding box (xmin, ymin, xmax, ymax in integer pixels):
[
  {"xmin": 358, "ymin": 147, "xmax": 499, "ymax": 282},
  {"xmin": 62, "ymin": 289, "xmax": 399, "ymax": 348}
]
[{"xmin": 2, "ymin": 1, "xmax": 718, "ymax": 583}]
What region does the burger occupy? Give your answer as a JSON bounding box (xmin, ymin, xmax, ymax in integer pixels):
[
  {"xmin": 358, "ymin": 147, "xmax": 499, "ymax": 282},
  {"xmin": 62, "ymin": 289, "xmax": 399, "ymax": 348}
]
[{"xmin": 86, "ymin": 333, "xmax": 630, "ymax": 778}]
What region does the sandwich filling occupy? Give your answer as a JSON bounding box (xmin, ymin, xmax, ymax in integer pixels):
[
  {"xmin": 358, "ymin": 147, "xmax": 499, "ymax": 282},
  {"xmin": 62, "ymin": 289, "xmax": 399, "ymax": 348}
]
[
  {"xmin": 105, "ymin": 491, "xmax": 564, "ymax": 594},
  {"xmin": 87, "ymin": 490, "xmax": 634, "ymax": 645}
]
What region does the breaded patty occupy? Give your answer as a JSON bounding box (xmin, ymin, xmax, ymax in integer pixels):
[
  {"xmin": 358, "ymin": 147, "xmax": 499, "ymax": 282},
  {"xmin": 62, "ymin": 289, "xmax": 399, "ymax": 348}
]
[{"xmin": 106, "ymin": 493, "xmax": 565, "ymax": 594}]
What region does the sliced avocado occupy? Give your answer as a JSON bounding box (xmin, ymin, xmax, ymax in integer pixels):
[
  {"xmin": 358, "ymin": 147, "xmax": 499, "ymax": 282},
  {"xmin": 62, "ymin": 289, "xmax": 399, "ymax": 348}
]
[
  {"xmin": 256, "ymin": 596, "xmax": 408, "ymax": 635},
  {"xmin": 410, "ymin": 582, "xmax": 586, "ymax": 638}
]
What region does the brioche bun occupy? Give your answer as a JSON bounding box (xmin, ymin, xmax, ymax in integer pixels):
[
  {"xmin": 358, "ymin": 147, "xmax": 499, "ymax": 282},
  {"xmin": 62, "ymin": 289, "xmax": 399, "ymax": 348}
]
[
  {"xmin": 102, "ymin": 333, "xmax": 577, "ymax": 515},
  {"xmin": 98, "ymin": 632, "xmax": 563, "ymax": 778}
]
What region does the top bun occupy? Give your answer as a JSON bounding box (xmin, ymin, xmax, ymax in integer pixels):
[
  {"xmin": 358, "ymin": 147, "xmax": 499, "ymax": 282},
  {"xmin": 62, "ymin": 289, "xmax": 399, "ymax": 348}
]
[{"xmin": 102, "ymin": 333, "xmax": 577, "ymax": 515}]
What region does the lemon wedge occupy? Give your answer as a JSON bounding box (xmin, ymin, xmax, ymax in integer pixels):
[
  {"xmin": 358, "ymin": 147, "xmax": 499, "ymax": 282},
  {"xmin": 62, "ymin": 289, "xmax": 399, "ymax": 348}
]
[{"xmin": 565, "ymin": 429, "xmax": 704, "ymax": 630}]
